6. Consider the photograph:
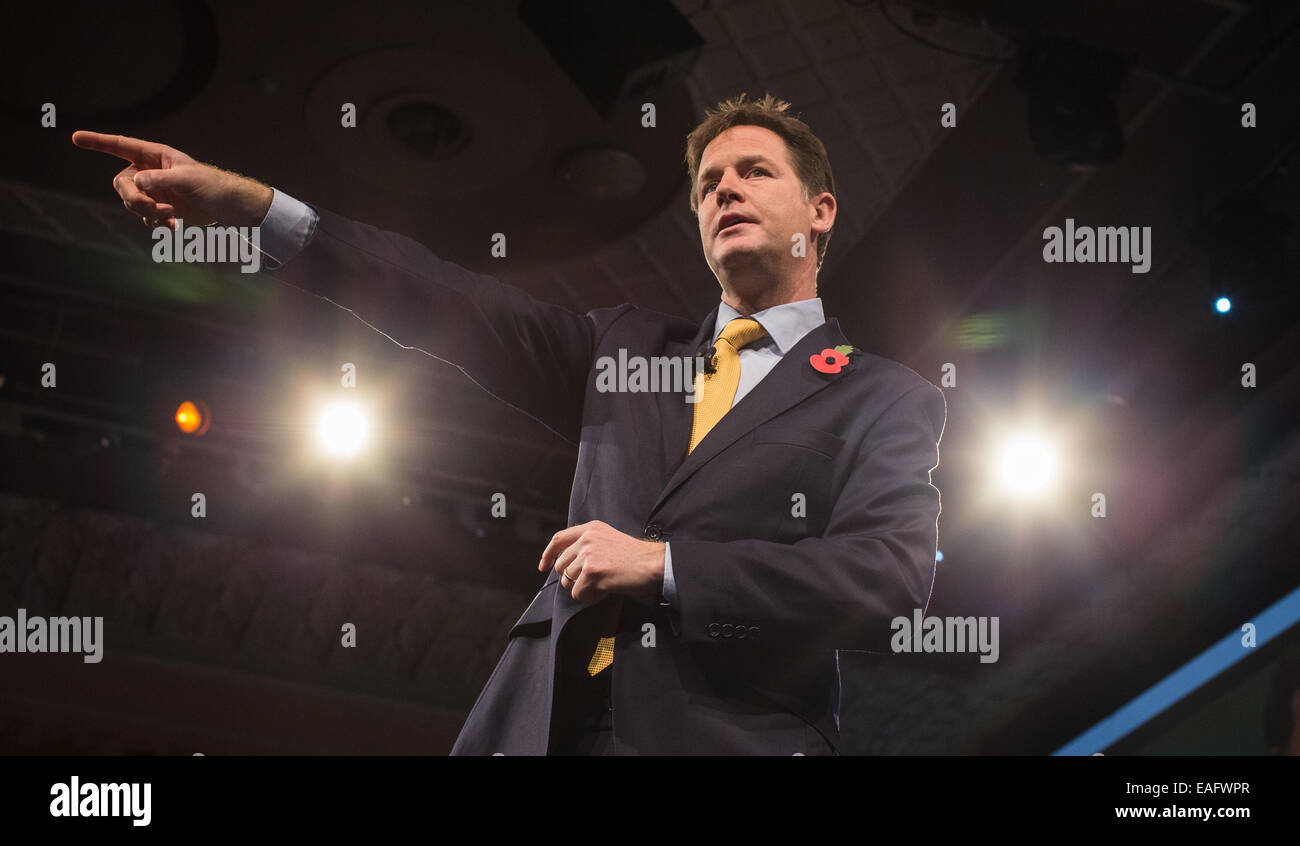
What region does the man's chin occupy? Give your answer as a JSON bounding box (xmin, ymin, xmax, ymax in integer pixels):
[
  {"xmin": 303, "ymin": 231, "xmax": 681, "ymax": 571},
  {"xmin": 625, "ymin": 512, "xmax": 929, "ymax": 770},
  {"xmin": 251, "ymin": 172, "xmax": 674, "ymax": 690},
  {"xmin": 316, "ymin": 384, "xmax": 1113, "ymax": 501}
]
[{"xmin": 712, "ymin": 244, "xmax": 765, "ymax": 271}]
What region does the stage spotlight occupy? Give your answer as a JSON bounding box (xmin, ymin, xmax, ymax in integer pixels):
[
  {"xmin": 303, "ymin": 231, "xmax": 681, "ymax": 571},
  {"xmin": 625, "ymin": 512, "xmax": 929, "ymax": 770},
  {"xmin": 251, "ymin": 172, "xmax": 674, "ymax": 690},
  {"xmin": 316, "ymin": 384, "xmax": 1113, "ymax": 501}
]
[
  {"xmin": 992, "ymin": 431, "xmax": 1060, "ymax": 498},
  {"xmin": 1215, "ymin": 297, "xmax": 1232, "ymax": 314},
  {"xmin": 174, "ymin": 400, "xmax": 209, "ymax": 435},
  {"xmin": 316, "ymin": 402, "xmax": 369, "ymax": 457}
]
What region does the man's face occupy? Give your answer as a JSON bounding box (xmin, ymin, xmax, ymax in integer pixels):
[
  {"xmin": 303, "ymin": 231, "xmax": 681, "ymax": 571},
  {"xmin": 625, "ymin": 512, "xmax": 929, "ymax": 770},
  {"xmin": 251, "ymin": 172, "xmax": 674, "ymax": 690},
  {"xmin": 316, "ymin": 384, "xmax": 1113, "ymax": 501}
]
[{"xmin": 695, "ymin": 124, "xmax": 816, "ymax": 279}]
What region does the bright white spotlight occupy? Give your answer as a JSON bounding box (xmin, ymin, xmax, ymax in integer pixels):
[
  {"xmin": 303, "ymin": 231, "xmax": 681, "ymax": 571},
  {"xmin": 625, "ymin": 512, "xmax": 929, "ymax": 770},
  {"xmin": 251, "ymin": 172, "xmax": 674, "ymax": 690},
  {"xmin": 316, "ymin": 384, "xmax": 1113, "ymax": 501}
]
[
  {"xmin": 993, "ymin": 431, "xmax": 1059, "ymax": 497},
  {"xmin": 317, "ymin": 402, "xmax": 369, "ymax": 457},
  {"xmin": 1215, "ymin": 296, "xmax": 1231, "ymax": 314}
]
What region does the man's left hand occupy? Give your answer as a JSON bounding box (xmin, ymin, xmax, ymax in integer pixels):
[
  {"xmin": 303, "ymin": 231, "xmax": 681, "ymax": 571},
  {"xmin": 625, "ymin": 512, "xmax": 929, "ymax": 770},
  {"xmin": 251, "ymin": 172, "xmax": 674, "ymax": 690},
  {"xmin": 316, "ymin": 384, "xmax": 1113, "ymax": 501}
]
[{"xmin": 539, "ymin": 521, "xmax": 665, "ymax": 605}]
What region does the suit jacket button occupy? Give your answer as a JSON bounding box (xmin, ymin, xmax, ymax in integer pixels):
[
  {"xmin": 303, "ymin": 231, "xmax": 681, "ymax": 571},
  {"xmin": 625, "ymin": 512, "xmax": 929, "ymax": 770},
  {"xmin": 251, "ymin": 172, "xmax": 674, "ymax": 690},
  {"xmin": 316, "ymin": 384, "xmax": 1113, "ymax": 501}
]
[
  {"xmin": 644, "ymin": 523, "xmax": 662, "ymax": 541},
  {"xmin": 708, "ymin": 622, "xmax": 720, "ymax": 638}
]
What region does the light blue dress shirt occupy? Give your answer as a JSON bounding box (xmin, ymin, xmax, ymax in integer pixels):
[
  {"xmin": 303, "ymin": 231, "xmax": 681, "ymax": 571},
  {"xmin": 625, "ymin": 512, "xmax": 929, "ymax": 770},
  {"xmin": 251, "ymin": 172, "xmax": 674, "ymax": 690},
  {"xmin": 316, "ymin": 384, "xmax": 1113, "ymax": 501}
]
[
  {"xmin": 253, "ymin": 190, "xmax": 828, "ymax": 608},
  {"xmin": 254, "ymin": 188, "xmax": 317, "ymax": 270}
]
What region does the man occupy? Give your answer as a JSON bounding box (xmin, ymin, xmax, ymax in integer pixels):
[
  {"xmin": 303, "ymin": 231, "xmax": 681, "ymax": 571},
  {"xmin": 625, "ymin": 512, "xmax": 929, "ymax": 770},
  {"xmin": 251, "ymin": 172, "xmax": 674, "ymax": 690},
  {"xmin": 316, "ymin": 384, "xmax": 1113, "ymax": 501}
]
[{"xmin": 73, "ymin": 92, "xmax": 946, "ymax": 755}]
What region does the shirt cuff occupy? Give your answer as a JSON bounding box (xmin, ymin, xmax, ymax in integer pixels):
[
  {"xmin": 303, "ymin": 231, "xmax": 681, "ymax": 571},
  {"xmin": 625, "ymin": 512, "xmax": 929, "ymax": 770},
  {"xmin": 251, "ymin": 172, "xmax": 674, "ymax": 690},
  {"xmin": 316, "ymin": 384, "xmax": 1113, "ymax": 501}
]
[
  {"xmin": 662, "ymin": 541, "xmax": 677, "ymax": 607},
  {"xmin": 252, "ymin": 188, "xmax": 318, "ymax": 270}
]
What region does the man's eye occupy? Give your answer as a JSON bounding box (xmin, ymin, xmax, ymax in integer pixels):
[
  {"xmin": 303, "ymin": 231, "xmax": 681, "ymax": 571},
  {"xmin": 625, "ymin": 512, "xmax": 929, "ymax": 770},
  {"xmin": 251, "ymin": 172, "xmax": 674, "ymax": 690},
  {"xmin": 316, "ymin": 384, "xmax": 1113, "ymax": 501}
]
[
  {"xmin": 750, "ymin": 167, "xmax": 768, "ymax": 177},
  {"xmin": 703, "ymin": 182, "xmax": 716, "ymax": 195}
]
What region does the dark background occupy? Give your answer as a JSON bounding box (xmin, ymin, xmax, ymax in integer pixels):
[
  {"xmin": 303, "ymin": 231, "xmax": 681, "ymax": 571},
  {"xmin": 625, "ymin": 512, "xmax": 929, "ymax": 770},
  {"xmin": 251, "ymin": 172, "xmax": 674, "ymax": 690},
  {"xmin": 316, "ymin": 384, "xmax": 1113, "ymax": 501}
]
[{"xmin": 0, "ymin": 0, "xmax": 1297, "ymax": 753}]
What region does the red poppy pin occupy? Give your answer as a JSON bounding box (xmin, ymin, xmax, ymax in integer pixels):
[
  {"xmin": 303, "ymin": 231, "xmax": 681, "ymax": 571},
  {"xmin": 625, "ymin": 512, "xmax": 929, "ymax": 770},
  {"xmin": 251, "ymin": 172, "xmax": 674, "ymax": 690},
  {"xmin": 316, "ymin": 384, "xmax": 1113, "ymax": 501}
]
[{"xmin": 810, "ymin": 344, "xmax": 857, "ymax": 374}]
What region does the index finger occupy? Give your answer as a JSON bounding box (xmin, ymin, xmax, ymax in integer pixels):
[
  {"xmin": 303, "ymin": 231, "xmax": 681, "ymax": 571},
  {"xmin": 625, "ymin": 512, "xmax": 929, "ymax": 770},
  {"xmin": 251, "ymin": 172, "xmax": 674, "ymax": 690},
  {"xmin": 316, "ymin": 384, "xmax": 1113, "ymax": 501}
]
[
  {"xmin": 538, "ymin": 523, "xmax": 588, "ymax": 573},
  {"xmin": 70, "ymin": 130, "xmax": 167, "ymax": 163}
]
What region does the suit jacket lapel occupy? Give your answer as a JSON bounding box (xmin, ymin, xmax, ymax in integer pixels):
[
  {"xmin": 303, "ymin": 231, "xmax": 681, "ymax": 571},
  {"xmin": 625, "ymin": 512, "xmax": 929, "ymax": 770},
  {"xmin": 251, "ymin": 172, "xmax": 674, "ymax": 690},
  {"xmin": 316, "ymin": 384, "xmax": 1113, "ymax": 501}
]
[
  {"xmin": 657, "ymin": 303, "xmax": 720, "ymax": 484},
  {"xmin": 550, "ymin": 305, "xmax": 718, "ymax": 634},
  {"xmin": 649, "ymin": 315, "xmax": 850, "ymax": 517}
]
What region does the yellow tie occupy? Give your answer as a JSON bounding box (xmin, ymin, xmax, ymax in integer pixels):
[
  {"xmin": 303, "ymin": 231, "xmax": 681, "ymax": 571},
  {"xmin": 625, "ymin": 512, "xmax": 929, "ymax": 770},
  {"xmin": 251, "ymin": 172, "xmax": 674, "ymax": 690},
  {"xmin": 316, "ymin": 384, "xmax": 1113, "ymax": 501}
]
[
  {"xmin": 587, "ymin": 636, "xmax": 615, "ymax": 676},
  {"xmin": 585, "ymin": 317, "xmax": 768, "ymax": 677},
  {"xmin": 687, "ymin": 317, "xmax": 769, "ymax": 454}
]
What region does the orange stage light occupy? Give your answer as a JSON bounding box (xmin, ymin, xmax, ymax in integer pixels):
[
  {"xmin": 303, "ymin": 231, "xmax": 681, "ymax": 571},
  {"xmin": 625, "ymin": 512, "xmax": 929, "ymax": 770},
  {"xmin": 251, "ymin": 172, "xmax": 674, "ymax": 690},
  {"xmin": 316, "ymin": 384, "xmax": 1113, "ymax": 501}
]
[{"xmin": 175, "ymin": 400, "xmax": 209, "ymax": 435}]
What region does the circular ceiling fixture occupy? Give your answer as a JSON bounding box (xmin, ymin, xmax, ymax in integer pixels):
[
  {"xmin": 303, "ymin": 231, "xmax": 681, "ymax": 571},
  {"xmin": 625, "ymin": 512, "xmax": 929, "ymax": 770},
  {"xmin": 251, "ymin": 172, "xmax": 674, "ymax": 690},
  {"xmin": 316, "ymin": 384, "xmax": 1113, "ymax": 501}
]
[
  {"xmin": 386, "ymin": 101, "xmax": 472, "ymax": 162},
  {"xmin": 304, "ymin": 47, "xmax": 546, "ymax": 199}
]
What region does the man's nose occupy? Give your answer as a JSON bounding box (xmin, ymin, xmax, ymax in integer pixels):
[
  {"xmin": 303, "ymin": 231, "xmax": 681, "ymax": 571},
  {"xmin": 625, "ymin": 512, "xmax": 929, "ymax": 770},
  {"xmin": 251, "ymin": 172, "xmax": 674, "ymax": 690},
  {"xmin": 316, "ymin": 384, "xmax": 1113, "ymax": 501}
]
[{"xmin": 711, "ymin": 179, "xmax": 742, "ymax": 214}]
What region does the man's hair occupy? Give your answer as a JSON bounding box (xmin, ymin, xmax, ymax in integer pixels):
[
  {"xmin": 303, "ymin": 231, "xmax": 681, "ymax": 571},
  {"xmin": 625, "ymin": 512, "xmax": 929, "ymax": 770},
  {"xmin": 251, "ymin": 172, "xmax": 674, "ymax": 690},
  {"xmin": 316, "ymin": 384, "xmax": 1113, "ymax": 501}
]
[{"xmin": 684, "ymin": 92, "xmax": 836, "ymax": 271}]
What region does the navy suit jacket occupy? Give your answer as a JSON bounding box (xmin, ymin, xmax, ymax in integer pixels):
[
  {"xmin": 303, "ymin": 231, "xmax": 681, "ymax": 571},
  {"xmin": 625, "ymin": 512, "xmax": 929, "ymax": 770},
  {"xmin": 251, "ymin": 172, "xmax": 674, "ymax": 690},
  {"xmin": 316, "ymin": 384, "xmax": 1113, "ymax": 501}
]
[{"xmin": 269, "ymin": 205, "xmax": 947, "ymax": 755}]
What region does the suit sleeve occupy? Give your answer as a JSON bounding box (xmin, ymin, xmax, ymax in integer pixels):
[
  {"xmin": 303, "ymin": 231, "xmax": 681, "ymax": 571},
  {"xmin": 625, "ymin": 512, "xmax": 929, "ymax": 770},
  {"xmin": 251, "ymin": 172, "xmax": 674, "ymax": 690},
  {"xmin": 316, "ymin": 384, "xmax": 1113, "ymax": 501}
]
[
  {"xmin": 265, "ymin": 203, "xmax": 600, "ymax": 445},
  {"xmin": 666, "ymin": 382, "xmax": 947, "ymax": 657}
]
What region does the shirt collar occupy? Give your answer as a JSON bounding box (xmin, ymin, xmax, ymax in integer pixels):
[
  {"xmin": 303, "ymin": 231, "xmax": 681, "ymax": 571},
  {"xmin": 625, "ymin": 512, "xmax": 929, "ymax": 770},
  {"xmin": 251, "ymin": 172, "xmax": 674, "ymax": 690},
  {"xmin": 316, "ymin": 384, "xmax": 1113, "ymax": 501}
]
[{"xmin": 713, "ymin": 296, "xmax": 826, "ymax": 355}]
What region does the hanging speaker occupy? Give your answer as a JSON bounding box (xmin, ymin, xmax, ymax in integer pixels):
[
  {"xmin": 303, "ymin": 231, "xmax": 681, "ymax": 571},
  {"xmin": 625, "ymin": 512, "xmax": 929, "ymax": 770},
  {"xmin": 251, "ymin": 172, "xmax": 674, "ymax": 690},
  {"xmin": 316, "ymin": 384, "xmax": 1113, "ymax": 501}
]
[{"xmin": 519, "ymin": 0, "xmax": 705, "ymax": 120}]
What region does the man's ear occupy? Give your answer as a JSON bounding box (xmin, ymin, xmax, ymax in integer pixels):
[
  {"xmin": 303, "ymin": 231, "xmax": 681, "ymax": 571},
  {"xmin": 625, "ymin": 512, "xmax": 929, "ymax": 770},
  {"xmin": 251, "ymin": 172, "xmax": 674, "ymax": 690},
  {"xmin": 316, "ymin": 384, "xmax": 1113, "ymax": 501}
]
[{"xmin": 810, "ymin": 191, "xmax": 836, "ymax": 236}]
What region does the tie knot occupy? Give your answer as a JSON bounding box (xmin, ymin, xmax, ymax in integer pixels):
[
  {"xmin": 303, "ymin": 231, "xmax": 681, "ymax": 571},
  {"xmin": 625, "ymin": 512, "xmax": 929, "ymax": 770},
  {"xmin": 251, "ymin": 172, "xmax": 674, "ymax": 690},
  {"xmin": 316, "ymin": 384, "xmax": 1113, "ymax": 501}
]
[{"xmin": 716, "ymin": 317, "xmax": 768, "ymax": 351}]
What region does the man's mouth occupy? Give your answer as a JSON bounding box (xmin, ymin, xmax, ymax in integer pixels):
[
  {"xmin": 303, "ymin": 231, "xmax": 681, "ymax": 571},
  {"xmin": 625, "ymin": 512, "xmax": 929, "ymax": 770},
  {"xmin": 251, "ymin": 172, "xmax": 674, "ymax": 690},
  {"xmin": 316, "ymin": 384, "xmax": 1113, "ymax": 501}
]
[{"xmin": 717, "ymin": 214, "xmax": 756, "ymax": 234}]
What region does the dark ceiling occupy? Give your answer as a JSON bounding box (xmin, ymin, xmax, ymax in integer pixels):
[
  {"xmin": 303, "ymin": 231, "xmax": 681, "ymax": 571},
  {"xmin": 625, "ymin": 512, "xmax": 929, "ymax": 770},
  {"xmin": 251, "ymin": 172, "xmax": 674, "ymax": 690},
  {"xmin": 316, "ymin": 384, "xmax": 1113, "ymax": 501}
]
[{"xmin": 0, "ymin": 0, "xmax": 1297, "ymax": 754}]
